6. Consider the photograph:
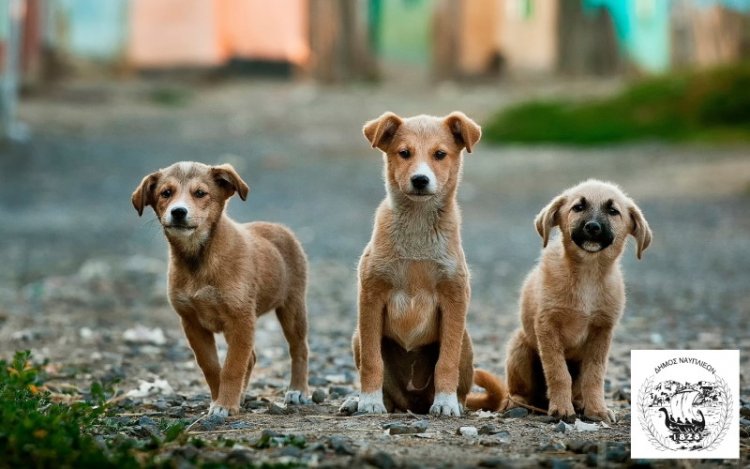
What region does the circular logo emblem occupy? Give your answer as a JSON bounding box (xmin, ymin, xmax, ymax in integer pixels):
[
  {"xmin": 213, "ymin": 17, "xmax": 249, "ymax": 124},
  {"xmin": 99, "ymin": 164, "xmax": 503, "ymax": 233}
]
[{"xmin": 637, "ymin": 360, "xmax": 732, "ymax": 452}]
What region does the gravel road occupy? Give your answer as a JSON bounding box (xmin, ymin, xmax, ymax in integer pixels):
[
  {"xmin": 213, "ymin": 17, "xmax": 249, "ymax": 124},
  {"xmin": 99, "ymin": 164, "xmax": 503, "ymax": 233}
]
[{"xmin": 0, "ymin": 79, "xmax": 748, "ymax": 467}]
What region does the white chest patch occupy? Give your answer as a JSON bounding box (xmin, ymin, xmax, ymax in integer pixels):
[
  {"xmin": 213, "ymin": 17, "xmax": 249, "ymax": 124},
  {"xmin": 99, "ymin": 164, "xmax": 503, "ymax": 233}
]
[
  {"xmin": 386, "ymin": 288, "xmax": 439, "ymax": 350},
  {"xmin": 576, "ymin": 282, "xmax": 600, "ymax": 315}
]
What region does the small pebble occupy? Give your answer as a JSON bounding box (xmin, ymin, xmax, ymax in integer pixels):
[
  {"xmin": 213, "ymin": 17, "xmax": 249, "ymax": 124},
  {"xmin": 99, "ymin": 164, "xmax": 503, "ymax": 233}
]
[
  {"xmin": 366, "ymin": 451, "xmax": 397, "ymax": 469},
  {"xmin": 554, "ymin": 420, "xmax": 570, "ymax": 433},
  {"xmin": 267, "ymin": 403, "xmax": 287, "ymax": 415},
  {"xmin": 478, "ymin": 424, "xmax": 502, "ymax": 435},
  {"xmin": 502, "ymin": 407, "xmax": 529, "ymax": 419},
  {"xmin": 479, "ymin": 431, "xmax": 511, "ymax": 446},
  {"xmin": 197, "ymin": 414, "xmax": 226, "ymax": 431},
  {"xmin": 312, "ymin": 389, "xmax": 327, "ymax": 404},
  {"xmin": 605, "ymin": 442, "xmax": 628, "ymax": 462},
  {"xmin": 540, "ymin": 439, "xmax": 566, "ymax": 452},
  {"xmin": 329, "ymin": 435, "xmax": 356, "ymax": 455},
  {"xmin": 566, "ymin": 439, "xmax": 598, "ymax": 454},
  {"xmin": 458, "ymin": 426, "xmax": 478, "ymax": 438},
  {"xmin": 386, "ymin": 420, "xmax": 428, "ymax": 435}
]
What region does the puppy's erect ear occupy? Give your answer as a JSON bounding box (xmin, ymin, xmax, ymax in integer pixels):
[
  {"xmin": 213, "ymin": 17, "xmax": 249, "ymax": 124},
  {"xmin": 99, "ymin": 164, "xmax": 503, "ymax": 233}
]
[
  {"xmin": 363, "ymin": 112, "xmax": 403, "ymax": 151},
  {"xmin": 534, "ymin": 195, "xmax": 566, "ymax": 247},
  {"xmin": 212, "ymin": 164, "xmax": 249, "ymax": 201},
  {"xmin": 131, "ymin": 172, "xmax": 161, "ymax": 217},
  {"xmin": 628, "ymin": 203, "xmax": 652, "ymax": 260},
  {"xmin": 444, "ymin": 111, "xmax": 482, "ymax": 153}
]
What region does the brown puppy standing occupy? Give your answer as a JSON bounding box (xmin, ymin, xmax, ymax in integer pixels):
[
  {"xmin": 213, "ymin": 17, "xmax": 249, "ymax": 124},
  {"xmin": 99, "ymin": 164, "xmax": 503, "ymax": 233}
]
[
  {"xmin": 497, "ymin": 179, "xmax": 652, "ymax": 422},
  {"xmin": 348, "ymin": 111, "xmax": 505, "ymax": 416},
  {"xmin": 132, "ymin": 162, "xmax": 310, "ymax": 417}
]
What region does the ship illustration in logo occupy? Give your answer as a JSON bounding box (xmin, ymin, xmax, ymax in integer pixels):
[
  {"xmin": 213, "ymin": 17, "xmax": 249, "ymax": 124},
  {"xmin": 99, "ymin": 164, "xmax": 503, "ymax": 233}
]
[{"xmin": 638, "ymin": 377, "xmax": 731, "ymax": 451}]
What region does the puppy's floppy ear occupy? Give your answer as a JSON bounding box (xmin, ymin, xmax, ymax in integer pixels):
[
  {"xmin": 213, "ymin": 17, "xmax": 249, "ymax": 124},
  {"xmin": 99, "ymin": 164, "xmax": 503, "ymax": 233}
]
[
  {"xmin": 363, "ymin": 112, "xmax": 403, "ymax": 151},
  {"xmin": 211, "ymin": 164, "xmax": 249, "ymax": 201},
  {"xmin": 131, "ymin": 171, "xmax": 161, "ymax": 216},
  {"xmin": 628, "ymin": 203, "xmax": 652, "ymax": 260},
  {"xmin": 534, "ymin": 195, "xmax": 566, "ymax": 247},
  {"xmin": 444, "ymin": 111, "xmax": 482, "ymax": 153}
]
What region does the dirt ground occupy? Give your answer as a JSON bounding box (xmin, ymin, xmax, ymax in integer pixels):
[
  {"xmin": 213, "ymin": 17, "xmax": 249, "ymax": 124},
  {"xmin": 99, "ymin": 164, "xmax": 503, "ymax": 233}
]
[{"xmin": 0, "ymin": 78, "xmax": 748, "ymax": 467}]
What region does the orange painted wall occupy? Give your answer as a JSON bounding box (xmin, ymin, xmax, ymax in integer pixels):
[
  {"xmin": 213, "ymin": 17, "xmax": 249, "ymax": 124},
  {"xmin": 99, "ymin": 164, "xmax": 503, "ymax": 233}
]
[
  {"xmin": 129, "ymin": 0, "xmax": 308, "ymax": 68},
  {"xmin": 222, "ymin": 0, "xmax": 309, "ymax": 65}
]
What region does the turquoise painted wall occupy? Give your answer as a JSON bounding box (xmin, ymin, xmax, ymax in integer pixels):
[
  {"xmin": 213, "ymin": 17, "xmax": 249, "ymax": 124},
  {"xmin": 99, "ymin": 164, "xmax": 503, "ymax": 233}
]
[
  {"xmin": 585, "ymin": 0, "xmax": 750, "ymax": 73},
  {"xmin": 54, "ymin": 0, "xmax": 128, "ymax": 60},
  {"xmin": 585, "ymin": 0, "xmax": 671, "ymax": 73}
]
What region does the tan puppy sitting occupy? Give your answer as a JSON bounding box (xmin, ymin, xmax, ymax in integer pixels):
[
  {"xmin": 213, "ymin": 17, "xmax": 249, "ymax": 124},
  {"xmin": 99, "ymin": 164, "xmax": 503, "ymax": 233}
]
[
  {"xmin": 348, "ymin": 111, "xmax": 505, "ymax": 416},
  {"xmin": 503, "ymin": 179, "xmax": 652, "ymax": 422},
  {"xmin": 132, "ymin": 162, "xmax": 310, "ymax": 417}
]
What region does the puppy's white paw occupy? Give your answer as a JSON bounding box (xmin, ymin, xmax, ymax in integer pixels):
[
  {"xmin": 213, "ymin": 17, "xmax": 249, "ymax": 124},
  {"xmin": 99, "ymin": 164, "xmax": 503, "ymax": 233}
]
[
  {"xmin": 208, "ymin": 402, "xmax": 229, "ymax": 419},
  {"xmin": 429, "ymin": 393, "xmax": 461, "ymax": 417},
  {"xmin": 357, "ymin": 390, "xmax": 387, "ymax": 414},
  {"xmin": 284, "ymin": 390, "xmax": 310, "ymax": 405}
]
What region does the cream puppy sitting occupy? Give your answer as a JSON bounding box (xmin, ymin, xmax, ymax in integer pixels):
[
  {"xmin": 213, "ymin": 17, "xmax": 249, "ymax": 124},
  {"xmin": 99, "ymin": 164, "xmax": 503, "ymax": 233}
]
[{"xmin": 504, "ymin": 179, "xmax": 652, "ymax": 422}]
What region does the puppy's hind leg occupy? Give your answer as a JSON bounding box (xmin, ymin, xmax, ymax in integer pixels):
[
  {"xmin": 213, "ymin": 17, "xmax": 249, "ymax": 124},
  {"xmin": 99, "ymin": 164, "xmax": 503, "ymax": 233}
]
[
  {"xmin": 276, "ymin": 295, "xmax": 310, "ymax": 405},
  {"xmin": 506, "ymin": 329, "xmax": 541, "ymax": 411},
  {"xmin": 239, "ymin": 348, "xmax": 257, "ymax": 405}
]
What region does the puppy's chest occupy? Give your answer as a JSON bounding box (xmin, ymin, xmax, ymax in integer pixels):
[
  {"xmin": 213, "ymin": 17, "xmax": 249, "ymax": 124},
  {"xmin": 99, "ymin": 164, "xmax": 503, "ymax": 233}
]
[
  {"xmin": 382, "ymin": 262, "xmax": 442, "ymax": 351},
  {"xmin": 557, "ymin": 282, "xmax": 623, "ymax": 352},
  {"xmin": 170, "ymin": 283, "xmax": 245, "ymax": 333}
]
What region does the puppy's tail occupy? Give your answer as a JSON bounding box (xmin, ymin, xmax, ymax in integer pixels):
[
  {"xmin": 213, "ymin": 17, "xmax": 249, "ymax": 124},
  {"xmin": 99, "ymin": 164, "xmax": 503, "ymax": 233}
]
[{"xmin": 465, "ymin": 368, "xmax": 508, "ymax": 412}]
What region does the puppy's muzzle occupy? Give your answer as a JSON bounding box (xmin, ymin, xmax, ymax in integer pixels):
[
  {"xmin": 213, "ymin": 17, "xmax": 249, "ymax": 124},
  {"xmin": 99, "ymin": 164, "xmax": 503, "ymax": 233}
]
[
  {"xmin": 572, "ymin": 218, "xmax": 613, "ymax": 252},
  {"xmin": 165, "ymin": 205, "xmax": 196, "ymax": 231}
]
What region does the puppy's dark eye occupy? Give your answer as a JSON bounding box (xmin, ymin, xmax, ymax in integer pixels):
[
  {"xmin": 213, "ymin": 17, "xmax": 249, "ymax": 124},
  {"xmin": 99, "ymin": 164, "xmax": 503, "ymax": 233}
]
[
  {"xmin": 161, "ymin": 189, "xmax": 172, "ymax": 199},
  {"xmin": 195, "ymin": 189, "xmax": 207, "ymax": 198},
  {"xmin": 398, "ymin": 149, "xmax": 411, "ymax": 159},
  {"xmin": 434, "ymin": 150, "xmax": 447, "ymax": 160},
  {"xmin": 608, "ymin": 207, "xmax": 620, "ymax": 216},
  {"xmin": 572, "ymin": 203, "xmax": 585, "ymax": 212}
]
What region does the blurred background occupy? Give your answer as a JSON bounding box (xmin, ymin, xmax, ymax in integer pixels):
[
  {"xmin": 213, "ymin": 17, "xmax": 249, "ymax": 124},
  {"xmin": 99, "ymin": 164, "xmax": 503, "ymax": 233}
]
[{"xmin": 0, "ymin": 0, "xmax": 748, "ymax": 407}]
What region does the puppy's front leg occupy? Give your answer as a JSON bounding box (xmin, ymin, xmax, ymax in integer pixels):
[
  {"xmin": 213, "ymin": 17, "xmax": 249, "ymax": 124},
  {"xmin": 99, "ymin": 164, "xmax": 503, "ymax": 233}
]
[
  {"xmin": 211, "ymin": 317, "xmax": 254, "ymax": 418},
  {"xmin": 580, "ymin": 325, "xmax": 615, "ymax": 423},
  {"xmin": 356, "ymin": 287, "xmax": 387, "ymax": 414},
  {"xmin": 431, "ymin": 282, "xmax": 468, "ymax": 417},
  {"xmin": 535, "ymin": 312, "xmax": 576, "ymax": 419},
  {"xmin": 182, "ymin": 319, "xmax": 221, "ymax": 401}
]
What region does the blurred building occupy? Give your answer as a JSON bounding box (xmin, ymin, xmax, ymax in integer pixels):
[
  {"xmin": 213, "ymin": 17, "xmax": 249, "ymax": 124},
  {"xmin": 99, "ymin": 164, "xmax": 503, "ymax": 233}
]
[{"xmin": 1, "ymin": 0, "xmax": 749, "ymax": 85}]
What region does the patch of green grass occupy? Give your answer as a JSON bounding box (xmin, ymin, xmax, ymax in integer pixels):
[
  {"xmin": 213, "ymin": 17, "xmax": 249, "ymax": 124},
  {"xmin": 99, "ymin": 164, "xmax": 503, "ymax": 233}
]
[
  {"xmin": 0, "ymin": 351, "xmax": 182, "ymax": 468},
  {"xmin": 484, "ymin": 64, "xmax": 750, "ymax": 145},
  {"xmin": 0, "ymin": 352, "xmax": 318, "ymax": 468}
]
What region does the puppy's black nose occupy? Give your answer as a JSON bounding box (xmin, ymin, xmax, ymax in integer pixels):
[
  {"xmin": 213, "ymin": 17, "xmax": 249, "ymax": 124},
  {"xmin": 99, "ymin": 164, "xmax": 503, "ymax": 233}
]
[
  {"xmin": 411, "ymin": 175, "xmax": 430, "ymax": 190},
  {"xmin": 584, "ymin": 221, "xmax": 602, "ymax": 235},
  {"xmin": 171, "ymin": 207, "xmax": 188, "ymax": 220}
]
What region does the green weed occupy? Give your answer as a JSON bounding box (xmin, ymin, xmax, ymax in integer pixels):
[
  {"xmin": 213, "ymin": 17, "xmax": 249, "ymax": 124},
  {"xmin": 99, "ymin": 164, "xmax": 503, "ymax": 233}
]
[{"xmin": 484, "ymin": 63, "xmax": 750, "ymax": 145}]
